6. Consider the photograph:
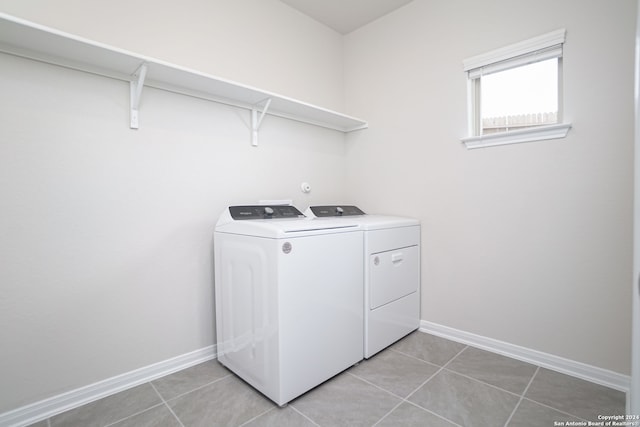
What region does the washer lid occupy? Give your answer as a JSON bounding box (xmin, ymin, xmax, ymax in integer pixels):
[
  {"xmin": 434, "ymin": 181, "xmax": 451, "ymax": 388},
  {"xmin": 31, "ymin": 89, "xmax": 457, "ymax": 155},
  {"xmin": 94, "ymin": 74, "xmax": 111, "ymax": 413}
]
[{"xmin": 216, "ymin": 205, "xmax": 361, "ymax": 238}]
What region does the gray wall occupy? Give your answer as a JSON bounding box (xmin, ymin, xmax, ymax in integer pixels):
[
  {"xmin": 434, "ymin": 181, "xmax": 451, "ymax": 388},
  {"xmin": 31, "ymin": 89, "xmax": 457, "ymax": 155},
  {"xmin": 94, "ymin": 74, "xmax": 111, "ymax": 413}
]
[
  {"xmin": 0, "ymin": 0, "xmax": 635, "ymax": 414},
  {"xmin": 0, "ymin": 0, "xmax": 347, "ymax": 412},
  {"xmin": 344, "ymin": 0, "xmax": 635, "ymax": 375}
]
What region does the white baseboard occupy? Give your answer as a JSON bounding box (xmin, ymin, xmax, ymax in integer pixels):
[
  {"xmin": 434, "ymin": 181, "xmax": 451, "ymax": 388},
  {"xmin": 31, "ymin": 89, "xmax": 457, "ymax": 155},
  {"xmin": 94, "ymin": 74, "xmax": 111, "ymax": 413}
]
[
  {"xmin": 420, "ymin": 320, "xmax": 630, "ymax": 393},
  {"xmin": 2, "ymin": 325, "xmax": 631, "ymax": 426},
  {"xmin": 0, "ymin": 345, "xmax": 216, "ymax": 427}
]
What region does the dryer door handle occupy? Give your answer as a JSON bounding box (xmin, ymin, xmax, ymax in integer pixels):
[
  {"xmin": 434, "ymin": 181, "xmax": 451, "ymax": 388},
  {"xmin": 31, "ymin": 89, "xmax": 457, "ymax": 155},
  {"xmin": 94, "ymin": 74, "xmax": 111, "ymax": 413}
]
[{"xmin": 391, "ymin": 252, "xmax": 404, "ymax": 264}]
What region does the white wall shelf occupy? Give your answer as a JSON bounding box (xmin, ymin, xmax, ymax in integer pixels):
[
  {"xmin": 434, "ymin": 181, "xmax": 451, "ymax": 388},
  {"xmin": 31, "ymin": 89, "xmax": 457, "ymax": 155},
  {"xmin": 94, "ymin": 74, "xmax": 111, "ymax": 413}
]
[{"xmin": 0, "ymin": 13, "xmax": 368, "ymax": 144}]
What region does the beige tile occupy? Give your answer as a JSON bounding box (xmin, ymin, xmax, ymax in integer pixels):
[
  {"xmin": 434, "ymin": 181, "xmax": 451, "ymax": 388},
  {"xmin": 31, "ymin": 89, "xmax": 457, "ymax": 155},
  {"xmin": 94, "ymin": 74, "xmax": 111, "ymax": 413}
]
[
  {"xmin": 447, "ymin": 346, "xmax": 537, "ymax": 394},
  {"xmin": 152, "ymin": 360, "xmax": 230, "ymax": 400},
  {"xmin": 409, "ymin": 369, "xmax": 519, "ymax": 427},
  {"xmin": 167, "ymin": 375, "xmax": 273, "ymax": 427},
  {"xmin": 376, "ymin": 402, "xmax": 457, "ymax": 427},
  {"xmin": 243, "ymin": 406, "xmax": 316, "ymax": 427},
  {"xmin": 50, "ymin": 384, "xmax": 162, "ymax": 427},
  {"xmin": 524, "ymin": 368, "xmax": 626, "ymax": 421},
  {"xmin": 37, "ymin": 332, "xmax": 629, "ymax": 427},
  {"xmin": 508, "ymin": 398, "xmax": 583, "ymax": 427},
  {"xmin": 350, "ymin": 348, "xmax": 439, "ymax": 398},
  {"xmin": 292, "ymin": 373, "xmax": 401, "ymax": 426},
  {"xmin": 109, "ymin": 404, "xmax": 180, "ymax": 427},
  {"xmin": 391, "ymin": 332, "xmax": 466, "ymax": 366}
]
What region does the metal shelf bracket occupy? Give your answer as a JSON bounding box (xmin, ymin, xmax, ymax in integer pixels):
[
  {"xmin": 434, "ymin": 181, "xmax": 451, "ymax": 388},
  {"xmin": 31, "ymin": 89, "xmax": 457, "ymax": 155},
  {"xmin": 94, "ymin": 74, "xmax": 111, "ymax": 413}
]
[
  {"xmin": 130, "ymin": 63, "xmax": 147, "ymax": 129},
  {"xmin": 251, "ymin": 97, "xmax": 272, "ymax": 146}
]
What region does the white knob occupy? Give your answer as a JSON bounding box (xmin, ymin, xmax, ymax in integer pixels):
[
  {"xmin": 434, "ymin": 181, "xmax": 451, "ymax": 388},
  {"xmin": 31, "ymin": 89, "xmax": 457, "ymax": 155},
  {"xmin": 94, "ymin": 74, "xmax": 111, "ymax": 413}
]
[
  {"xmin": 301, "ymin": 182, "xmax": 311, "ymax": 193},
  {"xmin": 336, "ymin": 206, "xmax": 344, "ymax": 215},
  {"xmin": 264, "ymin": 206, "xmax": 274, "ymax": 215}
]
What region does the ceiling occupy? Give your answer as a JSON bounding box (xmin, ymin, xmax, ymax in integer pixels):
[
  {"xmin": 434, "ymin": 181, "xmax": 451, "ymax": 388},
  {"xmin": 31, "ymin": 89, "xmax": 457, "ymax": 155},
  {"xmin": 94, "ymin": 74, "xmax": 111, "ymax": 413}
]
[{"xmin": 279, "ymin": 0, "xmax": 414, "ymax": 35}]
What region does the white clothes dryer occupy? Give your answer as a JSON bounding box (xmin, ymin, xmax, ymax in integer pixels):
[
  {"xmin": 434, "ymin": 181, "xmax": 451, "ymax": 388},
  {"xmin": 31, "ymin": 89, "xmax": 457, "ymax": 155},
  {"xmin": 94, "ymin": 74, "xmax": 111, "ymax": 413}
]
[
  {"xmin": 214, "ymin": 205, "xmax": 364, "ymax": 406},
  {"xmin": 305, "ymin": 205, "xmax": 420, "ymax": 358}
]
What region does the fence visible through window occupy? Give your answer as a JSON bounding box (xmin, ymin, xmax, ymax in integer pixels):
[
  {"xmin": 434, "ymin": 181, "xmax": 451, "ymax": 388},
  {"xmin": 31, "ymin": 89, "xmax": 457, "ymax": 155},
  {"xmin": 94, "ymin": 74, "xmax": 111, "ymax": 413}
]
[{"xmin": 482, "ymin": 112, "xmax": 558, "ymax": 134}]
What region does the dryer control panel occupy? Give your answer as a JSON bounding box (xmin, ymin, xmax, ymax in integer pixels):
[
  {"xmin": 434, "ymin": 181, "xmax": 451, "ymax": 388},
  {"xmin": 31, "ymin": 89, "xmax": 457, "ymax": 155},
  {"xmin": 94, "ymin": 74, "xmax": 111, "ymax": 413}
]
[
  {"xmin": 229, "ymin": 205, "xmax": 304, "ymax": 220},
  {"xmin": 309, "ymin": 205, "xmax": 365, "ymax": 217}
]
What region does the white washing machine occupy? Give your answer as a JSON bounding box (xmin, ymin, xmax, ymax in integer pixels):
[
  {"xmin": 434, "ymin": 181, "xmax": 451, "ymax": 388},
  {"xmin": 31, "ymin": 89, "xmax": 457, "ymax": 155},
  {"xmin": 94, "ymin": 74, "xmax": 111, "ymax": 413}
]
[
  {"xmin": 305, "ymin": 205, "xmax": 420, "ymax": 358},
  {"xmin": 214, "ymin": 205, "xmax": 364, "ymax": 406}
]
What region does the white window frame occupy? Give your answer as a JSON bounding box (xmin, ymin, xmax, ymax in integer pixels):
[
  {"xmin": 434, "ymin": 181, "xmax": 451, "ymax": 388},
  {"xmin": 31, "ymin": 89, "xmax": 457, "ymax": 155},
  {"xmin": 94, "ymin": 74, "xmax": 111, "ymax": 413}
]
[{"xmin": 461, "ymin": 29, "xmax": 572, "ymax": 149}]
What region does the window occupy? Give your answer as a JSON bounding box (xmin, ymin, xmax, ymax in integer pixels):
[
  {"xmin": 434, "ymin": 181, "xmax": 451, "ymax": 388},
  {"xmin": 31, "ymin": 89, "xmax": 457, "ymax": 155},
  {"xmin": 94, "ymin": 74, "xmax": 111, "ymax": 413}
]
[{"xmin": 462, "ymin": 29, "xmax": 571, "ymax": 149}]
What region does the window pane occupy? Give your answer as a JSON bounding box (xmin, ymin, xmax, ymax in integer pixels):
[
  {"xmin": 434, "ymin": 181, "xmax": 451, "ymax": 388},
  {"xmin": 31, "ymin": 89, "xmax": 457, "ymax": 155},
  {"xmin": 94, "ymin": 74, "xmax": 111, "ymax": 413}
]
[{"xmin": 481, "ymin": 58, "xmax": 558, "ymax": 134}]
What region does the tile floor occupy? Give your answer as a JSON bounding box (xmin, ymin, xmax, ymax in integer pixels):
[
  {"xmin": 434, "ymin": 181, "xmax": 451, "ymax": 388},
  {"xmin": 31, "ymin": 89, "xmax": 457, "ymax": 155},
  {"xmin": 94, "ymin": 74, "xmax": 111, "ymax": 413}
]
[{"xmin": 28, "ymin": 331, "xmax": 626, "ymax": 427}]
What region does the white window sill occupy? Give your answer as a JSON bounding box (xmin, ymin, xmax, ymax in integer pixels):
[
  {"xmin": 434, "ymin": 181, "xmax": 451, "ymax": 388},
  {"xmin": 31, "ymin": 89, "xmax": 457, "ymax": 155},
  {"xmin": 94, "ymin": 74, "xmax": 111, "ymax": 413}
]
[{"xmin": 461, "ymin": 123, "xmax": 572, "ymax": 149}]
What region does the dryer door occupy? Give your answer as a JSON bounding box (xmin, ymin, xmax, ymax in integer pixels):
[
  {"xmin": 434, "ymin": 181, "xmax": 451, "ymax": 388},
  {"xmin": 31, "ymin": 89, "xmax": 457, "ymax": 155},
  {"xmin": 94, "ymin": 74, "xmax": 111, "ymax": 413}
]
[{"xmin": 370, "ymin": 245, "xmax": 419, "ymax": 309}]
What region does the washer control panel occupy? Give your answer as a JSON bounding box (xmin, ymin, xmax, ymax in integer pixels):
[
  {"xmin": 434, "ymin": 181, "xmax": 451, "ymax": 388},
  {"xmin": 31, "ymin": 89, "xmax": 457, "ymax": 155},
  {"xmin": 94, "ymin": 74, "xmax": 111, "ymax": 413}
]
[
  {"xmin": 309, "ymin": 205, "xmax": 366, "ymax": 217},
  {"xmin": 229, "ymin": 205, "xmax": 305, "ymax": 220}
]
